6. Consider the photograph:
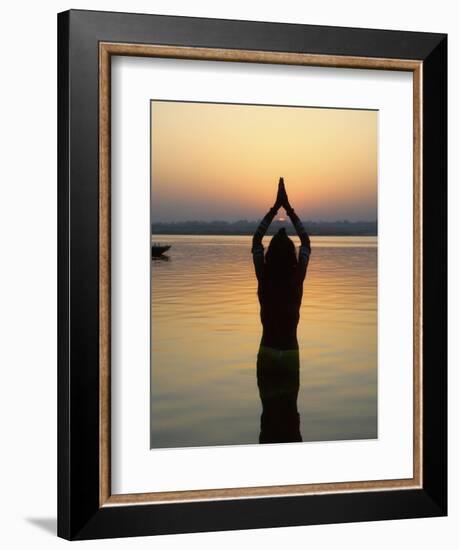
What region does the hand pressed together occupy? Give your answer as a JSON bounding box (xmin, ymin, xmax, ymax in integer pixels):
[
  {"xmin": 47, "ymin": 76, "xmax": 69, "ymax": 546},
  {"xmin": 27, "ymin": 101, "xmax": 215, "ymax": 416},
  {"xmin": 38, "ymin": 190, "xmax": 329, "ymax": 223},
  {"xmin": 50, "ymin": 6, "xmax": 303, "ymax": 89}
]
[{"xmin": 273, "ymin": 177, "xmax": 292, "ymax": 212}]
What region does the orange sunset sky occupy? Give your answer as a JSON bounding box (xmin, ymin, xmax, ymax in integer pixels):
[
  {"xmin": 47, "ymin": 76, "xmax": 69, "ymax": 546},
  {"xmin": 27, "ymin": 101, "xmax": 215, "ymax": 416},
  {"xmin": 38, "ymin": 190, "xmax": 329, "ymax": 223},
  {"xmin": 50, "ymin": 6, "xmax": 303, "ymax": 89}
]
[{"xmin": 151, "ymin": 100, "xmax": 377, "ymax": 222}]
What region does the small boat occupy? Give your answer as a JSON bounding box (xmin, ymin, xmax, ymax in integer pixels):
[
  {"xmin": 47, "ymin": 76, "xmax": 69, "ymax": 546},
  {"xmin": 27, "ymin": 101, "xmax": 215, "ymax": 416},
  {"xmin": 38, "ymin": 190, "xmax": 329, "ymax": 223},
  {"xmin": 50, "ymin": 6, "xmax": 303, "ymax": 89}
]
[{"xmin": 151, "ymin": 244, "xmax": 171, "ymax": 257}]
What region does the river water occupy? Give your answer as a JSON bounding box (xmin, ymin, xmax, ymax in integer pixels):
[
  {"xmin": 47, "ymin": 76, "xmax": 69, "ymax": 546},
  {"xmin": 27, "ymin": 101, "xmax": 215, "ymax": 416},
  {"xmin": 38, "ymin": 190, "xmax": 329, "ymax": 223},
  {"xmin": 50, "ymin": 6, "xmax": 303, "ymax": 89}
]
[{"xmin": 150, "ymin": 235, "xmax": 377, "ymax": 449}]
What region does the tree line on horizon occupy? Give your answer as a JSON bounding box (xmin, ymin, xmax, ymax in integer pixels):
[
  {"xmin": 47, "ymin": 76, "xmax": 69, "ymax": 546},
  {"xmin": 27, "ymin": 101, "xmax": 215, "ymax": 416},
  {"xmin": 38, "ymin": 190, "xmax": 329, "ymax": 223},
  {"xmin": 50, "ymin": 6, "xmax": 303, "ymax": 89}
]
[{"xmin": 151, "ymin": 219, "xmax": 377, "ymax": 236}]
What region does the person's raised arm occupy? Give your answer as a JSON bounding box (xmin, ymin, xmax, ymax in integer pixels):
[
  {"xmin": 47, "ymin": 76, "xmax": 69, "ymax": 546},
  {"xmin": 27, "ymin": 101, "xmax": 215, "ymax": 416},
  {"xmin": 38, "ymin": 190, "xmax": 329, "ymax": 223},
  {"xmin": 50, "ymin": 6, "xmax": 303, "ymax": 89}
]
[
  {"xmin": 252, "ymin": 206, "xmax": 277, "ymax": 249},
  {"xmin": 281, "ymin": 180, "xmax": 311, "ymax": 277},
  {"xmin": 251, "ymin": 179, "xmax": 283, "ymax": 279}
]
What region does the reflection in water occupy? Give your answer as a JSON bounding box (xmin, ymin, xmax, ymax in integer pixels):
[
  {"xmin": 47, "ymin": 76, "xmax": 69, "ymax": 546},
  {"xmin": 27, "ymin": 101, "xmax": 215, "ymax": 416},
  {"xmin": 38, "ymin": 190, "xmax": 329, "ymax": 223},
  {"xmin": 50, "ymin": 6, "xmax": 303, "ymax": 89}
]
[{"xmin": 257, "ymin": 345, "xmax": 302, "ymax": 443}]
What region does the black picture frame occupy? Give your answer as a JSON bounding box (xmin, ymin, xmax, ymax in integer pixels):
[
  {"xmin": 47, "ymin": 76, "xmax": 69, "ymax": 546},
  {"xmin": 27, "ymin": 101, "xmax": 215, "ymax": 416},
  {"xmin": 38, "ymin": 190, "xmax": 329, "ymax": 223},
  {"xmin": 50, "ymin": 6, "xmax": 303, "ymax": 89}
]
[{"xmin": 58, "ymin": 9, "xmax": 447, "ymax": 540}]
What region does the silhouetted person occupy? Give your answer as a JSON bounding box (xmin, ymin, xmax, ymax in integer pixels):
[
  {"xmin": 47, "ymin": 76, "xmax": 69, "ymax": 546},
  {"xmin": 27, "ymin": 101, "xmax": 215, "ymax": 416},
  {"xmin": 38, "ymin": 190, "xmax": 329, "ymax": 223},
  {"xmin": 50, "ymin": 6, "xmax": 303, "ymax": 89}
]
[{"xmin": 252, "ymin": 178, "xmax": 311, "ymax": 443}]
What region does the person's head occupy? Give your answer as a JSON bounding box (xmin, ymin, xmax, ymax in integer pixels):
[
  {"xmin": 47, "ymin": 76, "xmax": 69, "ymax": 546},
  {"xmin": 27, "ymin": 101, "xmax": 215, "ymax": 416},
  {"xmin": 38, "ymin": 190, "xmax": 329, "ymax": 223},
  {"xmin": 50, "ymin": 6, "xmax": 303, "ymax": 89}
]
[{"xmin": 265, "ymin": 228, "xmax": 297, "ymax": 276}]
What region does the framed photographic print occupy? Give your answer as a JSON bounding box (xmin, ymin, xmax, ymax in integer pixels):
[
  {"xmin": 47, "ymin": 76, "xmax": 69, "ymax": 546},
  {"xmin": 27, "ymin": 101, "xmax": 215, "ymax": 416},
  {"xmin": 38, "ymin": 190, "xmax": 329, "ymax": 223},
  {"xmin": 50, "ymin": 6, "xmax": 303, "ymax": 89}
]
[{"xmin": 57, "ymin": 9, "xmax": 447, "ymax": 540}]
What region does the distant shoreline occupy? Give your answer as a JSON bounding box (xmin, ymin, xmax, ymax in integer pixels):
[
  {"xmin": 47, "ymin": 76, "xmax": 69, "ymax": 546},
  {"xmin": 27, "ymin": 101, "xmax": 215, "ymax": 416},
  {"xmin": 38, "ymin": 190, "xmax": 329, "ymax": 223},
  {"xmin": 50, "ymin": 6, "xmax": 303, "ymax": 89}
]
[
  {"xmin": 151, "ymin": 232, "xmax": 377, "ymax": 237},
  {"xmin": 151, "ymin": 220, "xmax": 377, "ymax": 237}
]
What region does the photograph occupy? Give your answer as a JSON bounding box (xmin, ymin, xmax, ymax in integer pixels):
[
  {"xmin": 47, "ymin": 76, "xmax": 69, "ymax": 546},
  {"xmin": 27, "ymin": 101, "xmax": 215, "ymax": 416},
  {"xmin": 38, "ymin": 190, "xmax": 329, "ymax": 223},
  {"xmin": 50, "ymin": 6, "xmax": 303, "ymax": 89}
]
[
  {"xmin": 48, "ymin": 4, "xmax": 447, "ymax": 542},
  {"xmin": 150, "ymin": 100, "xmax": 378, "ymax": 449}
]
